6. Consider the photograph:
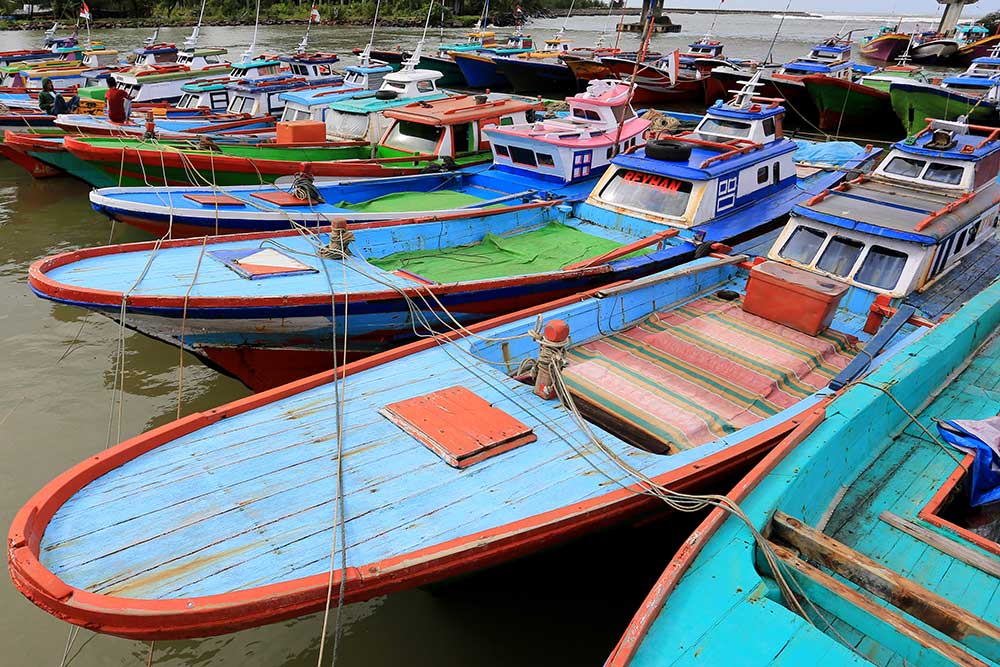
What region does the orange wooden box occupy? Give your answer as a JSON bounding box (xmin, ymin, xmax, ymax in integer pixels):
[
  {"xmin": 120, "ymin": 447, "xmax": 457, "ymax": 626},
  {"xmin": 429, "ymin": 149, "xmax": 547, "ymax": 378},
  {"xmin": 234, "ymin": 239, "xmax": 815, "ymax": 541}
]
[
  {"xmin": 742, "ymin": 260, "xmax": 848, "ymax": 336},
  {"xmin": 275, "ymin": 120, "xmax": 326, "ymax": 144}
]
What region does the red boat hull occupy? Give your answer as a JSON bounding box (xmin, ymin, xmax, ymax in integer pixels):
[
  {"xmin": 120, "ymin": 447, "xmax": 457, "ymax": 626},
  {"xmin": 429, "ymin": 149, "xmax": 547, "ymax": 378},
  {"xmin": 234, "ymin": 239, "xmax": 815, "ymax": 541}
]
[{"xmin": 0, "ymin": 142, "xmax": 62, "ymax": 178}]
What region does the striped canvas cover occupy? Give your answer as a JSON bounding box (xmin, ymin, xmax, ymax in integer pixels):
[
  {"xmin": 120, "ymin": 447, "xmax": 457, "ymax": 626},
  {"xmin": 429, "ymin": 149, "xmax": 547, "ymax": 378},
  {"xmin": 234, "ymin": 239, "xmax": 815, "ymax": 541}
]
[{"xmin": 562, "ymin": 295, "xmax": 859, "ymax": 452}]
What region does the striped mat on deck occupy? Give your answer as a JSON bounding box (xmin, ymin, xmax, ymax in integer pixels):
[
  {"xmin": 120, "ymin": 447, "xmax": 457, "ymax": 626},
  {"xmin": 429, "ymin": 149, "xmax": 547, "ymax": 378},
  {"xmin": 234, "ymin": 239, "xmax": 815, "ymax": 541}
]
[{"xmin": 562, "ymin": 295, "xmax": 859, "ymax": 452}]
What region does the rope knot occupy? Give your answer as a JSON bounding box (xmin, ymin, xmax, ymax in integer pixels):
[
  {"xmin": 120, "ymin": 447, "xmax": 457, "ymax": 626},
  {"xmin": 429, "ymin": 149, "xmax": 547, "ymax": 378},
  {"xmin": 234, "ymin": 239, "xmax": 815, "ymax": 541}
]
[
  {"xmin": 531, "ymin": 318, "xmax": 570, "ymax": 400},
  {"xmin": 320, "ymin": 219, "xmax": 354, "ymax": 259},
  {"xmin": 291, "ymin": 163, "xmax": 324, "ymax": 203}
]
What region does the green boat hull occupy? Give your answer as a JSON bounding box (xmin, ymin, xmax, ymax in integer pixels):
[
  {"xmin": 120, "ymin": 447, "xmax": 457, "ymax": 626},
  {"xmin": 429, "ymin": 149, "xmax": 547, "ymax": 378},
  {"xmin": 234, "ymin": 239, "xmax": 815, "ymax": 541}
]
[
  {"xmin": 27, "ymin": 149, "xmax": 118, "ymax": 187},
  {"xmin": 418, "ymin": 55, "xmax": 468, "ymax": 88},
  {"xmin": 890, "ymin": 82, "xmax": 999, "ymax": 135},
  {"xmin": 803, "ymin": 77, "xmax": 901, "ymax": 133}
]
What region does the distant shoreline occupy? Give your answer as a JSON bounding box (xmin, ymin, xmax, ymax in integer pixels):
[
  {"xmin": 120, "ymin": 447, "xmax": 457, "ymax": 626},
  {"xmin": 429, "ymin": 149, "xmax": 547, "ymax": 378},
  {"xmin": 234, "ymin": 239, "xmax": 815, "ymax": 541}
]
[{"xmin": 0, "ymin": 7, "xmax": 826, "ymax": 31}]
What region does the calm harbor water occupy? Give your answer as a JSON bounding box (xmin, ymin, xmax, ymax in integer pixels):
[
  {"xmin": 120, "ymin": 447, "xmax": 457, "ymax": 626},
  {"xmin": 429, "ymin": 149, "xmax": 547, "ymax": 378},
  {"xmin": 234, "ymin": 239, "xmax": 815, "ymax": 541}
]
[{"xmin": 0, "ymin": 10, "xmax": 975, "ymax": 666}]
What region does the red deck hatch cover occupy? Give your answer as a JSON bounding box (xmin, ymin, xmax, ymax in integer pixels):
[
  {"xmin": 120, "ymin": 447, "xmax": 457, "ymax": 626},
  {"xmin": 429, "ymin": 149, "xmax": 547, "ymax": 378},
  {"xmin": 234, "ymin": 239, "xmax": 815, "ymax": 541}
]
[
  {"xmin": 250, "ymin": 191, "xmax": 319, "ymax": 206},
  {"xmin": 183, "ymin": 193, "xmax": 245, "ymax": 206},
  {"xmin": 381, "ymin": 386, "xmax": 536, "ymax": 468}
]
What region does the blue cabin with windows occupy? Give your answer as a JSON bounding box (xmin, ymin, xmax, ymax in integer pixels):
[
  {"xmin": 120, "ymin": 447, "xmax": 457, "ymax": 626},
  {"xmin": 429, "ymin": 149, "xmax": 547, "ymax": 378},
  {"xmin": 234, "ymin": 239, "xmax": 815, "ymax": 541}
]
[{"xmin": 771, "ymin": 118, "xmax": 1000, "ymax": 303}]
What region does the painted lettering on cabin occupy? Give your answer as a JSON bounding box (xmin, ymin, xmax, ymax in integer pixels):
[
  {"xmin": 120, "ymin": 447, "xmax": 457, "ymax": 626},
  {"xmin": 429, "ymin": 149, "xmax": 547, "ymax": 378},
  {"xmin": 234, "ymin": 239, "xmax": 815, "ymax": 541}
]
[{"xmin": 622, "ymin": 170, "xmax": 683, "ymax": 195}]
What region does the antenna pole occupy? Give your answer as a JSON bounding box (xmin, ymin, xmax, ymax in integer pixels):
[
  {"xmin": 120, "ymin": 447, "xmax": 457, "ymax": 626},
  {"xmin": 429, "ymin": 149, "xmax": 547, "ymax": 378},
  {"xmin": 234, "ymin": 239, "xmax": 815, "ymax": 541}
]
[
  {"xmin": 765, "ymin": 0, "xmax": 793, "ymax": 64},
  {"xmin": 613, "ymin": 15, "xmax": 654, "ymax": 157},
  {"xmin": 243, "ymin": 0, "xmax": 262, "ymax": 63}
]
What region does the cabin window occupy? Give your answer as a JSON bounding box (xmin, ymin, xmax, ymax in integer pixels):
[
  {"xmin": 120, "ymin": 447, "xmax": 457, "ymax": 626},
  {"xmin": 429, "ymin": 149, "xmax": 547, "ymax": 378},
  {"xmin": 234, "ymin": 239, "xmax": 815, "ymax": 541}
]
[
  {"xmin": 573, "ymin": 108, "xmax": 601, "ymax": 121},
  {"xmin": 774, "ymin": 162, "xmax": 781, "ymax": 183},
  {"xmin": 607, "ymin": 147, "xmax": 614, "ymax": 159},
  {"xmin": 612, "ymin": 105, "xmax": 635, "ymax": 123},
  {"xmin": 697, "ymin": 118, "xmax": 751, "ymax": 140},
  {"xmin": 954, "ymin": 229, "xmax": 968, "ymax": 254},
  {"xmin": 384, "ymin": 121, "xmax": 443, "ymax": 154},
  {"xmin": 924, "ymin": 162, "xmax": 964, "ymax": 186},
  {"xmin": 855, "ymin": 246, "xmax": 907, "ymax": 290},
  {"xmin": 883, "ymin": 156, "xmax": 926, "ymax": 179},
  {"xmin": 267, "ymin": 93, "xmax": 284, "ymax": 114},
  {"xmin": 416, "ymin": 80, "xmax": 435, "ymax": 93},
  {"xmin": 756, "ymin": 166, "xmax": 769, "ymax": 184},
  {"xmin": 500, "ymin": 116, "xmax": 514, "ymax": 126},
  {"xmin": 508, "ymin": 146, "xmax": 537, "ymax": 166},
  {"xmin": 598, "ymin": 170, "xmax": 693, "ymax": 218},
  {"xmin": 763, "ymin": 118, "xmax": 775, "ymax": 136},
  {"xmin": 210, "ymin": 92, "xmax": 228, "ymax": 109},
  {"xmin": 494, "ymin": 144, "xmax": 509, "ymax": 157},
  {"xmin": 453, "ymin": 123, "xmax": 472, "ymax": 154},
  {"xmin": 384, "ymin": 81, "xmax": 406, "ymax": 92},
  {"xmin": 537, "ymin": 153, "xmax": 555, "ymax": 167},
  {"xmin": 817, "ymin": 236, "xmax": 864, "ymax": 277},
  {"xmin": 229, "ymin": 96, "xmax": 255, "ymax": 114},
  {"xmin": 178, "ymin": 93, "xmax": 195, "ymax": 107},
  {"xmin": 779, "ymin": 226, "xmax": 826, "ymax": 264}
]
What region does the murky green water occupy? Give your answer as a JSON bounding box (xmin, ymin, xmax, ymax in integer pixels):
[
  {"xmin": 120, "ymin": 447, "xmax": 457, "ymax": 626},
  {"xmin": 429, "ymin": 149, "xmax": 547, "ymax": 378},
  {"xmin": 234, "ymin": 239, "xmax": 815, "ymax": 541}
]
[{"xmin": 0, "ymin": 11, "xmax": 961, "ymax": 665}]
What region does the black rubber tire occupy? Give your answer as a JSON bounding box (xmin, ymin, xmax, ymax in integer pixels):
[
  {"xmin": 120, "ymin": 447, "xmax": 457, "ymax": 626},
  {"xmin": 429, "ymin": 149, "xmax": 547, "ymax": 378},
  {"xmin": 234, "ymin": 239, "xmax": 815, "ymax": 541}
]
[
  {"xmin": 645, "ymin": 139, "xmax": 692, "ymax": 162},
  {"xmin": 374, "ymin": 90, "xmax": 398, "ymax": 100}
]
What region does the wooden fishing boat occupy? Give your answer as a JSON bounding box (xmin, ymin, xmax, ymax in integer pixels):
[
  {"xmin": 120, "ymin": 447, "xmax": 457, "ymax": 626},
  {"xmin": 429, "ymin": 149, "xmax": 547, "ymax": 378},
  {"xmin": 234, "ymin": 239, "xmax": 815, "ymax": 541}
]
[
  {"xmin": 606, "ymin": 269, "xmax": 1000, "ymax": 667},
  {"xmin": 59, "ymin": 95, "xmax": 537, "ymax": 188},
  {"xmin": 451, "ymin": 33, "xmax": 536, "ymax": 89},
  {"xmin": 890, "ymin": 49, "xmax": 1000, "ymax": 135},
  {"xmin": 802, "ymin": 65, "xmax": 925, "ymax": 132},
  {"xmin": 52, "ymin": 109, "xmax": 277, "ymax": 138},
  {"xmin": 859, "ymin": 25, "xmax": 911, "ymax": 62},
  {"xmin": 34, "ymin": 87, "xmax": 873, "ymax": 387},
  {"xmin": 910, "ymin": 32, "xmax": 961, "ymax": 65},
  {"xmin": 10, "ymin": 124, "xmax": 932, "ymax": 637},
  {"xmin": 956, "ymin": 33, "xmax": 1000, "ymax": 66},
  {"xmin": 491, "ymin": 35, "xmax": 580, "ymax": 96},
  {"xmin": 602, "ymin": 51, "xmax": 709, "ymax": 105},
  {"xmin": 0, "ymin": 132, "xmax": 63, "ymax": 178},
  {"xmin": 2, "ymin": 131, "xmax": 116, "ymax": 184}
]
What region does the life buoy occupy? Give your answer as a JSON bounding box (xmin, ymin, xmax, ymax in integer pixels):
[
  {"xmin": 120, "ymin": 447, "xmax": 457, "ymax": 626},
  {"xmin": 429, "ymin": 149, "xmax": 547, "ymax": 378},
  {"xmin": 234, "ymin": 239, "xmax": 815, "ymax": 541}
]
[{"xmin": 374, "ymin": 89, "xmax": 398, "ymax": 100}]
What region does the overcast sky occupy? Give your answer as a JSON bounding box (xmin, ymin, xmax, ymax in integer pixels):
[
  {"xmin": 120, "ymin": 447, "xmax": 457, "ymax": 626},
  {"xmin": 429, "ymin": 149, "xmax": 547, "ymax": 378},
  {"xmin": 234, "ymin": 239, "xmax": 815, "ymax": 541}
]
[{"xmin": 656, "ymin": 0, "xmax": 986, "ymax": 16}]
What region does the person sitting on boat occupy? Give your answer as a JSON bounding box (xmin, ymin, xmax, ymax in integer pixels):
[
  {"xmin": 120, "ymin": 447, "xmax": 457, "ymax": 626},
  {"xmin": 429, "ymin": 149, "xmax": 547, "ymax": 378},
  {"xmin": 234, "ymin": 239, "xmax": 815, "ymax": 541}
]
[
  {"xmin": 38, "ymin": 77, "xmax": 80, "ymax": 115},
  {"xmin": 104, "ymin": 76, "xmax": 130, "ymax": 124}
]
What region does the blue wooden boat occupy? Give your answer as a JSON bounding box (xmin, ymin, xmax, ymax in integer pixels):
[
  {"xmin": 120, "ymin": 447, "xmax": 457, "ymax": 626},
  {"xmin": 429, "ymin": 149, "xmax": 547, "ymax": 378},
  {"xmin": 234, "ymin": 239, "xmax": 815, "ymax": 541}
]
[
  {"xmin": 606, "ymin": 271, "xmax": 1000, "ymax": 667},
  {"xmin": 12, "ymin": 202, "xmax": 935, "ymax": 639},
  {"xmin": 36, "ymin": 89, "xmax": 873, "ymax": 387},
  {"xmin": 450, "ymin": 33, "xmax": 536, "ymax": 88}
]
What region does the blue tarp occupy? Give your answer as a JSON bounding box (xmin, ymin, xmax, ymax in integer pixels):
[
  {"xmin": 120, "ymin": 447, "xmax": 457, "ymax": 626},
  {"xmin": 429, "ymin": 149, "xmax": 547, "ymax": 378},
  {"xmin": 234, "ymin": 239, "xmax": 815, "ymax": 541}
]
[
  {"xmin": 793, "ymin": 140, "xmax": 866, "ymax": 167},
  {"xmin": 938, "ymin": 417, "xmax": 1000, "ymax": 507}
]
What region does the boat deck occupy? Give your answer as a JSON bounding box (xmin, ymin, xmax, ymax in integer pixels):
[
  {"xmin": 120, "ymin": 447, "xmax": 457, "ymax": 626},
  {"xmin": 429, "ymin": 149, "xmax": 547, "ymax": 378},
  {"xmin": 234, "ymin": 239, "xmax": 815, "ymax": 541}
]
[{"xmin": 813, "ymin": 334, "xmax": 1000, "ymax": 664}]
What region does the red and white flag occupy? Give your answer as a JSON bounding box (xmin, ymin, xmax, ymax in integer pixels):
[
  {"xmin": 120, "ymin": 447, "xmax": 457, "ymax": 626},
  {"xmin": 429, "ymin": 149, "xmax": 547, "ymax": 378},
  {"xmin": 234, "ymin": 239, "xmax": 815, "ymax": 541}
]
[
  {"xmin": 309, "ymin": 3, "xmax": 320, "ymax": 23},
  {"xmin": 79, "ymin": 1, "xmax": 91, "ymax": 20}
]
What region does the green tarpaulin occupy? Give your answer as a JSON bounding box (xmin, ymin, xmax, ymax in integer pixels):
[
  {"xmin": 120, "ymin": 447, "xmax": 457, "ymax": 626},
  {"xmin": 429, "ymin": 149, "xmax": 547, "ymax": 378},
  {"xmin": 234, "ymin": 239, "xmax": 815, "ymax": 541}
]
[
  {"xmin": 369, "ymin": 222, "xmax": 626, "ymax": 283},
  {"xmin": 337, "ymin": 190, "xmax": 489, "ymax": 213}
]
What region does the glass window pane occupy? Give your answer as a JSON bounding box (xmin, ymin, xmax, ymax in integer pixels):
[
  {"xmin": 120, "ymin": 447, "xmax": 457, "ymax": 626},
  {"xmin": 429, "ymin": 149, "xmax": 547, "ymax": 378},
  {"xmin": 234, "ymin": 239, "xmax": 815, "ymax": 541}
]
[
  {"xmin": 924, "ymin": 162, "xmax": 964, "ymax": 185},
  {"xmin": 383, "ymin": 121, "xmax": 443, "ymax": 153},
  {"xmin": 855, "ymin": 245, "xmax": 907, "ymax": 290},
  {"xmin": 508, "ymin": 145, "xmax": 537, "ymax": 166},
  {"xmin": 696, "ymin": 118, "xmax": 751, "ymax": 139},
  {"xmin": 883, "ymin": 156, "xmax": 925, "ymax": 178},
  {"xmin": 494, "ymin": 144, "xmax": 509, "ymax": 157},
  {"xmin": 817, "ymin": 236, "xmax": 864, "ymax": 277},
  {"xmin": 598, "ymin": 169, "xmax": 692, "ymax": 218},
  {"xmin": 779, "ymin": 226, "xmax": 826, "ymax": 264}
]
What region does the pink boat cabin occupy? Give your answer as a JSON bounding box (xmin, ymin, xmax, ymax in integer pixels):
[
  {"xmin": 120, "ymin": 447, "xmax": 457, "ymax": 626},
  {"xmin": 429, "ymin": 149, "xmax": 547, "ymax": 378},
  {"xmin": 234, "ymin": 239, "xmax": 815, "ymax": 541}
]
[{"xmin": 483, "ymin": 79, "xmax": 651, "ymax": 183}]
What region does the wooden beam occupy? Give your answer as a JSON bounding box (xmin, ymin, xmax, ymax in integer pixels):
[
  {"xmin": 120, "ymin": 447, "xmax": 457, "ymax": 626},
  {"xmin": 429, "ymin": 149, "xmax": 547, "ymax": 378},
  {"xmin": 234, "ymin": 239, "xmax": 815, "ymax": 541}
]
[
  {"xmin": 772, "ymin": 511, "xmax": 1000, "ymax": 663},
  {"xmin": 880, "ymin": 511, "xmax": 1000, "ymax": 579},
  {"xmin": 768, "ymin": 542, "xmax": 991, "ymax": 667}
]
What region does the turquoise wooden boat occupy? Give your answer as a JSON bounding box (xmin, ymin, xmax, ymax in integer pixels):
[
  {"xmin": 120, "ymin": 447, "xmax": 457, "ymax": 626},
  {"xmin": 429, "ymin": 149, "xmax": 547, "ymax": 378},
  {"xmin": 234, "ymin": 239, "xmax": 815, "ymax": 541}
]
[{"xmin": 607, "ymin": 273, "xmax": 1000, "ymax": 667}]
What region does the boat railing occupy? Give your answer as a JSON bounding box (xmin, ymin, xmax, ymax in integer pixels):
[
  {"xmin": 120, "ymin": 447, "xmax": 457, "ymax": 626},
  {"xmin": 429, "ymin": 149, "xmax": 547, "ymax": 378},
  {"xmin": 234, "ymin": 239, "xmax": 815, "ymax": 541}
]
[
  {"xmin": 912, "ymin": 119, "xmax": 1000, "ymax": 149},
  {"xmin": 649, "ymin": 131, "xmax": 765, "ymax": 168}
]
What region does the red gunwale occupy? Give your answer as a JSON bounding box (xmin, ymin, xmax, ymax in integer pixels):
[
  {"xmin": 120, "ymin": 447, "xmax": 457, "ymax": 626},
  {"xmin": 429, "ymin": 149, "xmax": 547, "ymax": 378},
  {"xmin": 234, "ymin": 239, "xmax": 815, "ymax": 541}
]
[
  {"xmin": 29, "ymin": 200, "xmax": 607, "ymax": 310},
  {"xmin": 605, "ymin": 406, "xmax": 830, "ymax": 667},
  {"xmin": 9, "ymin": 272, "xmax": 804, "ymax": 639}
]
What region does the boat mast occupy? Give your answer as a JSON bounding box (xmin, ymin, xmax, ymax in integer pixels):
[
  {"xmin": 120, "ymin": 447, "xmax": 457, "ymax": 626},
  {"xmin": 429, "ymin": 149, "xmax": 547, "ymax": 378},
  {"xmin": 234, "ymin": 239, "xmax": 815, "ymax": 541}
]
[
  {"xmin": 241, "ymin": 0, "xmax": 262, "ymax": 63},
  {"xmin": 402, "ymin": 0, "xmax": 436, "ymax": 71},
  {"xmin": 595, "ymin": 0, "xmax": 615, "ymax": 49},
  {"xmin": 765, "ymin": 0, "xmax": 793, "ymax": 65},
  {"xmin": 358, "ymin": 0, "xmax": 382, "ymax": 67},
  {"xmin": 184, "ymin": 0, "xmax": 206, "ymax": 52}
]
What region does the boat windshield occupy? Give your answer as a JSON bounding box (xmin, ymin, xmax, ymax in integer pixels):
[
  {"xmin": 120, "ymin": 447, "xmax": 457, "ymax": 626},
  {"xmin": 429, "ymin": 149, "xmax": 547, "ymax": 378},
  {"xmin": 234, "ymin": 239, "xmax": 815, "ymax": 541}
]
[
  {"xmin": 924, "ymin": 162, "xmax": 965, "ymax": 185},
  {"xmin": 816, "ymin": 236, "xmax": 864, "ymax": 277},
  {"xmin": 598, "ymin": 169, "xmax": 693, "ymax": 219},
  {"xmin": 572, "ymin": 107, "xmax": 601, "ymax": 121},
  {"xmin": 228, "ymin": 95, "xmax": 256, "ymax": 114},
  {"xmin": 854, "ymin": 245, "xmax": 908, "ymax": 290},
  {"xmin": 696, "ymin": 117, "xmax": 751, "ymax": 142},
  {"xmin": 883, "ymin": 156, "xmax": 926, "ymax": 179},
  {"xmin": 178, "ymin": 92, "xmax": 197, "ymax": 108},
  {"xmin": 779, "ymin": 226, "xmax": 827, "ymax": 264},
  {"xmin": 383, "ymin": 120, "xmax": 443, "ymax": 154}
]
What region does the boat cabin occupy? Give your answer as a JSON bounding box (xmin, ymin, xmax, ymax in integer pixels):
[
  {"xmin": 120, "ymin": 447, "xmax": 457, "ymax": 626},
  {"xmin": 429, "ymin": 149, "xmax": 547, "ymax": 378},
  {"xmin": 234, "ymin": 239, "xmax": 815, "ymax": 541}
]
[
  {"xmin": 325, "ymin": 67, "xmax": 447, "ymax": 142},
  {"xmin": 683, "ymin": 38, "xmax": 725, "ymax": 60},
  {"xmin": 226, "ymin": 76, "xmax": 309, "ymax": 116},
  {"xmin": 132, "ymin": 43, "xmax": 179, "ymax": 67},
  {"xmin": 277, "ymin": 83, "xmax": 367, "ymax": 123},
  {"xmin": 376, "ymin": 95, "xmax": 539, "ymax": 159},
  {"xmin": 771, "ymin": 118, "xmax": 1000, "ymax": 299},
  {"xmin": 943, "ymin": 46, "xmax": 1000, "ymax": 96},
  {"xmin": 175, "ymin": 48, "xmax": 228, "ymax": 70},
  {"xmin": 80, "ymin": 49, "xmax": 120, "ymax": 69},
  {"xmin": 342, "ymin": 61, "xmax": 393, "ymax": 91},
  {"xmin": 229, "ymin": 59, "xmax": 282, "ymax": 81},
  {"xmin": 585, "ymin": 81, "xmax": 795, "ymax": 228},
  {"xmin": 177, "ymin": 77, "xmax": 233, "ymax": 112},
  {"xmin": 485, "ymin": 79, "xmax": 649, "ymax": 183},
  {"xmin": 279, "ymin": 52, "xmax": 340, "ymax": 79},
  {"xmin": 436, "ymin": 30, "xmax": 497, "ymax": 57},
  {"xmin": 777, "ymin": 38, "xmax": 854, "ymax": 80},
  {"xmin": 501, "ymin": 34, "xmax": 534, "ymax": 51}
]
